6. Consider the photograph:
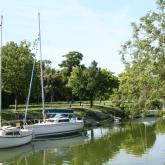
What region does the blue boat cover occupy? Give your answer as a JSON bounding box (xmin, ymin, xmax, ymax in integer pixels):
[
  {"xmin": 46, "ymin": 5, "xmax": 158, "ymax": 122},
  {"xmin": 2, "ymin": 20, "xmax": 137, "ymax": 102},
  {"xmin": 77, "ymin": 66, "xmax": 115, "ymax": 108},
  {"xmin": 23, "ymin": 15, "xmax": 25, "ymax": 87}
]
[{"xmin": 44, "ymin": 109, "xmax": 74, "ymax": 114}]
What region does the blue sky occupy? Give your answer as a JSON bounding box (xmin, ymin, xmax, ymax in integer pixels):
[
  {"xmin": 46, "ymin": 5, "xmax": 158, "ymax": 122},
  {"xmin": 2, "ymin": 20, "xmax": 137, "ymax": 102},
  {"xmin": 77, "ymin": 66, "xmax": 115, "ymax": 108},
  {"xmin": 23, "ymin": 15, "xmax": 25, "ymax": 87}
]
[{"xmin": 1, "ymin": 0, "xmax": 156, "ymax": 74}]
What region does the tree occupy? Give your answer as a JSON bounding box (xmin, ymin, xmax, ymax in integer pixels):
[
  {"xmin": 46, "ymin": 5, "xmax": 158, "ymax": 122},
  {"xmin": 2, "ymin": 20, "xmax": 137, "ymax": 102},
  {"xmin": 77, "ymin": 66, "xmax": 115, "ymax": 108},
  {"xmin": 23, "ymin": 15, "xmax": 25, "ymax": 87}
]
[
  {"xmin": 44, "ymin": 66, "xmax": 67, "ymax": 102},
  {"xmin": 59, "ymin": 51, "xmax": 84, "ymax": 78},
  {"xmin": 2, "ymin": 41, "xmax": 35, "ymax": 110},
  {"xmin": 85, "ymin": 61, "xmax": 99, "ymax": 107},
  {"xmin": 67, "ymin": 61, "xmax": 99, "ymax": 107},
  {"xmin": 68, "ymin": 61, "xmax": 119, "ymax": 107},
  {"xmin": 118, "ymin": 0, "xmax": 165, "ymax": 115},
  {"xmin": 96, "ymin": 69, "xmax": 119, "ymax": 103},
  {"xmin": 59, "ymin": 51, "xmax": 84, "ymax": 102},
  {"xmin": 67, "ymin": 66, "xmax": 87, "ymax": 105}
]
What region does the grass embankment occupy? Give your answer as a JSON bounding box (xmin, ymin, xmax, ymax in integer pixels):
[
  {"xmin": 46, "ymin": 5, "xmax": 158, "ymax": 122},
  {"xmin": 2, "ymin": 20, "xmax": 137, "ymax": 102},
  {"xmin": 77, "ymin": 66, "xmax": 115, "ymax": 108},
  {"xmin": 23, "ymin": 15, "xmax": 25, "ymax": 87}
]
[{"xmin": 1, "ymin": 101, "xmax": 126, "ymax": 127}]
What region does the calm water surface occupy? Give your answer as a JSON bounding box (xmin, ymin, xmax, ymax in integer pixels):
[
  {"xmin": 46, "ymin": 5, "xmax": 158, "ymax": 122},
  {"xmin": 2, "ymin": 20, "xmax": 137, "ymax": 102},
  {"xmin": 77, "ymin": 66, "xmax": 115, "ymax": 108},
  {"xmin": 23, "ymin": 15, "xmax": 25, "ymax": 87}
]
[{"xmin": 1, "ymin": 118, "xmax": 165, "ymax": 165}]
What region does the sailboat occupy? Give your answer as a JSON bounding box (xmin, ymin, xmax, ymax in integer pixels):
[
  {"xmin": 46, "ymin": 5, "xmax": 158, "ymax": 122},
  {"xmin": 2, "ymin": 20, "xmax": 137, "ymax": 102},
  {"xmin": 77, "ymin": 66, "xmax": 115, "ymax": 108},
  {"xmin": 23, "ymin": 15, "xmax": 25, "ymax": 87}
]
[
  {"xmin": 0, "ymin": 16, "xmax": 32, "ymax": 148},
  {"xmin": 24, "ymin": 12, "xmax": 84, "ymax": 138}
]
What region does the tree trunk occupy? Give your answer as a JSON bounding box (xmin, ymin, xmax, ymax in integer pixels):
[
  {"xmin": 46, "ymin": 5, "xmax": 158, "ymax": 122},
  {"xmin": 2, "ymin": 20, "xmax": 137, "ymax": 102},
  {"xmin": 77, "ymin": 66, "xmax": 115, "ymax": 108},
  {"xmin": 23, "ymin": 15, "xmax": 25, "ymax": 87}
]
[
  {"xmin": 99, "ymin": 98, "xmax": 102, "ymax": 104},
  {"xmin": 37, "ymin": 96, "xmax": 39, "ymax": 104},
  {"xmin": 15, "ymin": 96, "xmax": 18, "ymax": 111},
  {"xmin": 91, "ymin": 129, "xmax": 94, "ymax": 141},
  {"xmin": 90, "ymin": 99, "xmax": 93, "ymax": 108},
  {"xmin": 79, "ymin": 96, "xmax": 82, "ymax": 106},
  {"xmin": 71, "ymin": 93, "xmax": 74, "ymax": 103},
  {"xmin": 51, "ymin": 90, "xmax": 53, "ymax": 105}
]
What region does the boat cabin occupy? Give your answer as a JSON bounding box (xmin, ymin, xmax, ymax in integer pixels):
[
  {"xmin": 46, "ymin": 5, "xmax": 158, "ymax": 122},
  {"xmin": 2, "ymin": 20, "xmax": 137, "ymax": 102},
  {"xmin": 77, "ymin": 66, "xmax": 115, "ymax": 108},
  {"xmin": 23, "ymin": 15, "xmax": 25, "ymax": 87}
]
[
  {"xmin": 0, "ymin": 126, "xmax": 21, "ymax": 136},
  {"xmin": 44, "ymin": 109, "xmax": 77, "ymax": 123}
]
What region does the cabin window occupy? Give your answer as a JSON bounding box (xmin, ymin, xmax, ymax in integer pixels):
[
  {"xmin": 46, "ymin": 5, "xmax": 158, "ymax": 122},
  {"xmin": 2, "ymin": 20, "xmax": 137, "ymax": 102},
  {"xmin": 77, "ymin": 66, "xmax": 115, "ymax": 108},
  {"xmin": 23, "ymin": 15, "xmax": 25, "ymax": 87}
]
[
  {"xmin": 61, "ymin": 114, "xmax": 68, "ymax": 118},
  {"xmin": 6, "ymin": 132, "xmax": 13, "ymax": 135},
  {"xmin": 58, "ymin": 119, "xmax": 69, "ymax": 122},
  {"xmin": 47, "ymin": 114, "xmax": 56, "ymax": 118},
  {"xmin": 14, "ymin": 131, "xmax": 20, "ymax": 135},
  {"xmin": 47, "ymin": 120, "xmax": 55, "ymax": 122},
  {"xmin": 69, "ymin": 114, "xmax": 76, "ymax": 118},
  {"xmin": 5, "ymin": 131, "xmax": 20, "ymax": 136}
]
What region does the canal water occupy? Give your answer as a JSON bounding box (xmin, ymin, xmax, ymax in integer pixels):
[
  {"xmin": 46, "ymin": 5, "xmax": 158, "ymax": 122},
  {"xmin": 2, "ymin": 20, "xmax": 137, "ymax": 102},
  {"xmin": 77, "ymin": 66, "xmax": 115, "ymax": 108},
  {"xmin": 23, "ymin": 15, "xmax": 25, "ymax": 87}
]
[{"xmin": 0, "ymin": 117, "xmax": 165, "ymax": 165}]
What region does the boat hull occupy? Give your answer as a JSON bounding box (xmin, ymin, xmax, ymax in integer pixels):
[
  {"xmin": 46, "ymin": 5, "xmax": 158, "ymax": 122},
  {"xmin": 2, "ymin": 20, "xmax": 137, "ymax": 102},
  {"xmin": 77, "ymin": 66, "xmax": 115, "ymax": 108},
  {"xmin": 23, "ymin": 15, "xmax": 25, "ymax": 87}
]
[
  {"xmin": 25, "ymin": 121, "xmax": 84, "ymax": 138},
  {"xmin": 0, "ymin": 134, "xmax": 32, "ymax": 149}
]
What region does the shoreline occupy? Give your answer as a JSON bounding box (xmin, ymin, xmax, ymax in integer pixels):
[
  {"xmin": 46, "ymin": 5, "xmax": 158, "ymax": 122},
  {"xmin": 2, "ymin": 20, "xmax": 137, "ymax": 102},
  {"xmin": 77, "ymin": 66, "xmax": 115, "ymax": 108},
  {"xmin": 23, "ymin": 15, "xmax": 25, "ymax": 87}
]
[{"xmin": 1, "ymin": 104, "xmax": 126, "ymax": 127}]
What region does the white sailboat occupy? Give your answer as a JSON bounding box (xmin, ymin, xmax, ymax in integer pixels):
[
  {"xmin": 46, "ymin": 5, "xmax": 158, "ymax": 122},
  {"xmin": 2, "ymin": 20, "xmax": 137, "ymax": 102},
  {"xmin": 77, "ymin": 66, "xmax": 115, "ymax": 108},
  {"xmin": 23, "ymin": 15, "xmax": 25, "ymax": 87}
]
[
  {"xmin": 24, "ymin": 12, "xmax": 84, "ymax": 138},
  {"xmin": 0, "ymin": 15, "xmax": 32, "ymax": 148},
  {"xmin": 25, "ymin": 109, "xmax": 84, "ymax": 138}
]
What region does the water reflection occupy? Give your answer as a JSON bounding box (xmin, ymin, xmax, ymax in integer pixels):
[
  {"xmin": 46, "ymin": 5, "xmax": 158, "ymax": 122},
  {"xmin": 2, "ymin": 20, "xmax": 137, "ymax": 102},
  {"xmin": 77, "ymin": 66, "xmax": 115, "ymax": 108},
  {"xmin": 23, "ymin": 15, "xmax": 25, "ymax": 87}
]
[
  {"xmin": 120, "ymin": 121, "xmax": 156, "ymax": 156},
  {"xmin": 0, "ymin": 118, "xmax": 165, "ymax": 165},
  {"xmin": 155, "ymin": 118, "xmax": 165, "ymax": 134}
]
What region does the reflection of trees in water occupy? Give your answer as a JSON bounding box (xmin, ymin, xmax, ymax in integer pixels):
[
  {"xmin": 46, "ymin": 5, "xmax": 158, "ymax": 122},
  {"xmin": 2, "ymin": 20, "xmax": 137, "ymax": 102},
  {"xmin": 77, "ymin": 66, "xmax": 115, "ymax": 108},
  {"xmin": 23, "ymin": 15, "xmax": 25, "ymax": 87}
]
[
  {"xmin": 120, "ymin": 121, "xmax": 156, "ymax": 156},
  {"xmin": 69, "ymin": 134, "xmax": 119, "ymax": 165},
  {"xmin": 155, "ymin": 119, "xmax": 165, "ymax": 134},
  {"xmin": 68, "ymin": 122, "xmax": 156, "ymax": 164},
  {"xmin": 8, "ymin": 150, "xmax": 47, "ymax": 165},
  {"xmin": 2, "ymin": 120, "xmax": 157, "ymax": 165},
  {"xmin": 47, "ymin": 122, "xmax": 153, "ymax": 165},
  {"xmin": 11, "ymin": 149, "xmax": 73, "ymax": 165}
]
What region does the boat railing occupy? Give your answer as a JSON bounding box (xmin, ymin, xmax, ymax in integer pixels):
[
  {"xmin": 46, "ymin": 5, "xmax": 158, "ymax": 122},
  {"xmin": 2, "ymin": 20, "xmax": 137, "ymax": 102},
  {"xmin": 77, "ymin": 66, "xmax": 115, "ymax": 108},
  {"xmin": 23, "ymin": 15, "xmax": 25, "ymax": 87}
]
[
  {"xmin": 2, "ymin": 118, "xmax": 45, "ymax": 127},
  {"xmin": 2, "ymin": 116, "xmax": 84, "ymax": 127}
]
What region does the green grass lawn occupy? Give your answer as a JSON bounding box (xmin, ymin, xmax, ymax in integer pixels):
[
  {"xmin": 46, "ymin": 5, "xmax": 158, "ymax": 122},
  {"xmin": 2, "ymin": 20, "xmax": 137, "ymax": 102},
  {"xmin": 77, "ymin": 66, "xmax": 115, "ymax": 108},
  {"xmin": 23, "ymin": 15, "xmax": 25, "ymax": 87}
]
[{"xmin": 1, "ymin": 101, "xmax": 125, "ymax": 126}]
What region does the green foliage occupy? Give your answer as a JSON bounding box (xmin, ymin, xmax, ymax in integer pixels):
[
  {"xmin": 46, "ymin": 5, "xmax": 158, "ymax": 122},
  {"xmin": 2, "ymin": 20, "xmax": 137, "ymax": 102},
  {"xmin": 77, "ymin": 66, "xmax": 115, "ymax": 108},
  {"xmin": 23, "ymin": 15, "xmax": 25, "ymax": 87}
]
[
  {"xmin": 2, "ymin": 42, "xmax": 119, "ymax": 108},
  {"xmin": 67, "ymin": 61, "xmax": 99, "ymax": 107},
  {"xmin": 58, "ymin": 51, "xmax": 84, "ymax": 102},
  {"xmin": 59, "ymin": 51, "xmax": 84, "ymax": 78},
  {"xmin": 117, "ymin": 1, "xmax": 165, "ymax": 115},
  {"xmin": 85, "ymin": 61, "xmax": 99, "ymax": 107},
  {"xmin": 96, "ymin": 68, "xmax": 119, "ymax": 101},
  {"xmin": 44, "ymin": 65, "xmax": 67, "ymax": 102},
  {"xmin": 2, "ymin": 41, "xmax": 36, "ymax": 109},
  {"xmin": 67, "ymin": 66, "xmax": 87, "ymax": 102},
  {"xmin": 68, "ymin": 61, "xmax": 119, "ymax": 107}
]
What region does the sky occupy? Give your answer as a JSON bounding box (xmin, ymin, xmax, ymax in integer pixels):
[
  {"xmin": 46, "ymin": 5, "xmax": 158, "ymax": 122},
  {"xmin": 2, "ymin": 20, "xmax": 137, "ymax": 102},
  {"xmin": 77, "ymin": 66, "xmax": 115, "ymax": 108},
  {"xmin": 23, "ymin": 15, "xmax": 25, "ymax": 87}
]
[{"xmin": 0, "ymin": 0, "xmax": 156, "ymax": 74}]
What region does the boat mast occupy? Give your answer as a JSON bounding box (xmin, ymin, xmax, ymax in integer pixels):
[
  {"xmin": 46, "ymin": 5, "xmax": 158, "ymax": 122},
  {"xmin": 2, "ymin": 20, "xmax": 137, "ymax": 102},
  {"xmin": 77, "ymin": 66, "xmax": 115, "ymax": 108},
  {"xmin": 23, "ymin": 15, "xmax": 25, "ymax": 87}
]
[
  {"xmin": 24, "ymin": 59, "xmax": 36, "ymax": 124},
  {"xmin": 0, "ymin": 16, "xmax": 3, "ymax": 128},
  {"xmin": 38, "ymin": 12, "xmax": 45, "ymax": 121}
]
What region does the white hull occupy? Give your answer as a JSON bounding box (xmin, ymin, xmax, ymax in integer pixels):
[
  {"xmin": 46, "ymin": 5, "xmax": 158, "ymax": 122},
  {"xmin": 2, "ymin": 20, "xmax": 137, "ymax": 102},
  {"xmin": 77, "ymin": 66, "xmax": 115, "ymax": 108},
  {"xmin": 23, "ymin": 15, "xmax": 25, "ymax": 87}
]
[
  {"xmin": 25, "ymin": 121, "xmax": 84, "ymax": 138},
  {"xmin": 0, "ymin": 134, "xmax": 32, "ymax": 148},
  {"xmin": 0, "ymin": 127, "xmax": 33, "ymax": 148}
]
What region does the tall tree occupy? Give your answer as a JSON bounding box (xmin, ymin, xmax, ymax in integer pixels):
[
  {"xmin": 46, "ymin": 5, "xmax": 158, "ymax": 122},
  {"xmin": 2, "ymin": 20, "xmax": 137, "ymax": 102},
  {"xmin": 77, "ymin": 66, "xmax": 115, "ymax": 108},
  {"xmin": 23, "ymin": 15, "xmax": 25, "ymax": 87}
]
[
  {"xmin": 96, "ymin": 69, "xmax": 119, "ymax": 103},
  {"xmin": 85, "ymin": 61, "xmax": 99, "ymax": 107},
  {"xmin": 44, "ymin": 66, "xmax": 67, "ymax": 102},
  {"xmin": 68, "ymin": 66, "xmax": 119, "ymax": 106},
  {"xmin": 59, "ymin": 51, "xmax": 84, "ymax": 102},
  {"xmin": 59, "ymin": 51, "xmax": 83, "ymax": 78},
  {"xmin": 118, "ymin": 0, "xmax": 165, "ymax": 115},
  {"xmin": 67, "ymin": 60, "xmax": 99, "ymax": 107},
  {"xmin": 67, "ymin": 66, "xmax": 87, "ymax": 105},
  {"xmin": 2, "ymin": 41, "xmax": 35, "ymax": 110}
]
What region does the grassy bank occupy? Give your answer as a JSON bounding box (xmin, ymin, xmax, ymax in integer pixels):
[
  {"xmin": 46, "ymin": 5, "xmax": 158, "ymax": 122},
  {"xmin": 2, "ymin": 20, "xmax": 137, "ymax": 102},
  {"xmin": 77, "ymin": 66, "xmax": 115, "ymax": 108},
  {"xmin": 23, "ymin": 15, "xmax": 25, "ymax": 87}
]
[{"xmin": 1, "ymin": 101, "xmax": 126, "ymax": 126}]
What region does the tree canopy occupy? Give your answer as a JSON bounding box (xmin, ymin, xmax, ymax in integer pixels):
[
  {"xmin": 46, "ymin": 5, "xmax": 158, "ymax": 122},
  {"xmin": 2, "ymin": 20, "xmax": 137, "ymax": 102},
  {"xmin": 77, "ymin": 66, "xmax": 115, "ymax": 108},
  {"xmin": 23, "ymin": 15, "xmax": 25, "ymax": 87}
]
[
  {"xmin": 116, "ymin": 0, "xmax": 165, "ymax": 115},
  {"xmin": 2, "ymin": 41, "xmax": 37, "ymax": 110},
  {"xmin": 68, "ymin": 61, "xmax": 118, "ymax": 107},
  {"xmin": 59, "ymin": 51, "xmax": 84, "ymax": 78}
]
